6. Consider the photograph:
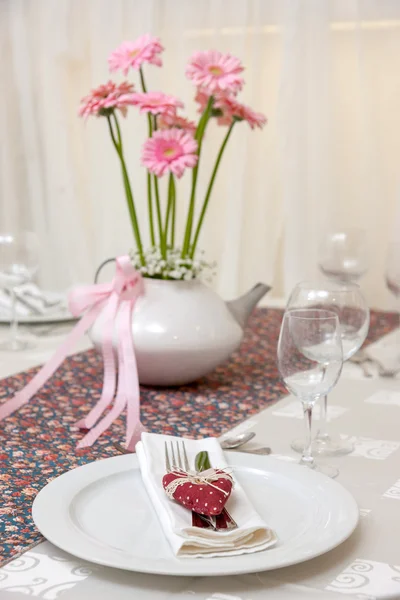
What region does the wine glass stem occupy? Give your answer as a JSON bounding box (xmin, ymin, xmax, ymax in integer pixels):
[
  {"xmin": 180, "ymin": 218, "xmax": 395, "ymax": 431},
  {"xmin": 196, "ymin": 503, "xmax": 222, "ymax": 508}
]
[
  {"xmin": 316, "ymin": 395, "xmax": 330, "ymax": 441},
  {"xmin": 10, "ymin": 287, "xmax": 19, "ymax": 344},
  {"xmin": 300, "ymin": 403, "xmax": 315, "ymax": 468}
]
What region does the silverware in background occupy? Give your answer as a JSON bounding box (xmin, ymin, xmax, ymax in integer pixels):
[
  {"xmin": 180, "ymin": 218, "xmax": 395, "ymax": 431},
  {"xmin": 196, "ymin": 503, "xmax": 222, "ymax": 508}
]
[
  {"xmin": 220, "ymin": 432, "xmax": 272, "ymax": 454},
  {"xmin": 114, "ymin": 432, "xmax": 272, "ymax": 456},
  {"xmin": 349, "ymin": 350, "xmax": 400, "ymax": 378},
  {"xmin": 3, "ymin": 288, "xmax": 43, "ymax": 316}
]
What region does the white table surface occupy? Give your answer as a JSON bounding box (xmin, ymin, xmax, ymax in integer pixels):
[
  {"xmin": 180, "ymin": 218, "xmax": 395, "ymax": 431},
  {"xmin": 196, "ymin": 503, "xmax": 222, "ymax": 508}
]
[{"xmin": 0, "ymin": 322, "xmax": 399, "ymax": 600}]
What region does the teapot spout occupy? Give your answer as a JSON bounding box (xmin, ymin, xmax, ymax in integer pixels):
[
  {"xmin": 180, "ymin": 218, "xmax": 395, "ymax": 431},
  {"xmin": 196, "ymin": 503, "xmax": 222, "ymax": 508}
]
[{"xmin": 226, "ymin": 283, "xmax": 272, "ymax": 328}]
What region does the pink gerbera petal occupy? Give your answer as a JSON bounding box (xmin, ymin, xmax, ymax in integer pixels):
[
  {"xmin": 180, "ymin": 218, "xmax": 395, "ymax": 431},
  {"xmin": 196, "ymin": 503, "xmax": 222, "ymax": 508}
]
[
  {"xmin": 195, "ymin": 89, "xmax": 267, "ymax": 130},
  {"xmin": 78, "ymin": 81, "xmax": 136, "ymax": 118},
  {"xmin": 108, "ymin": 34, "xmax": 164, "ymax": 75},
  {"xmin": 194, "ymin": 88, "xmax": 211, "ymax": 113},
  {"xmin": 127, "ymin": 92, "xmax": 184, "ymax": 115},
  {"xmin": 214, "ymin": 94, "xmax": 267, "ymax": 129},
  {"xmin": 157, "ymin": 111, "xmax": 196, "ymax": 135},
  {"xmin": 142, "ymin": 128, "xmax": 198, "ymax": 178},
  {"xmin": 186, "ymin": 50, "xmax": 244, "ymax": 94}
]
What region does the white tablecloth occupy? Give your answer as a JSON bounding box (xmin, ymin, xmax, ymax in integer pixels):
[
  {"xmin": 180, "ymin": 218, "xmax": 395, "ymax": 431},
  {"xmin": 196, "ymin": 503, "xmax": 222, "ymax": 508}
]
[{"xmin": 0, "ymin": 324, "xmax": 399, "ymax": 600}]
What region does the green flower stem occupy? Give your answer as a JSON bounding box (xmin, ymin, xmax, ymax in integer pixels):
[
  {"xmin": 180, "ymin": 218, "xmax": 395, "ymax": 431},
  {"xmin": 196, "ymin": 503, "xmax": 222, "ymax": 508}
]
[
  {"xmin": 153, "ymin": 175, "xmax": 166, "ymax": 259},
  {"xmin": 147, "ymin": 171, "xmax": 155, "ymax": 246},
  {"xmin": 146, "ymin": 108, "xmax": 155, "ymax": 247},
  {"xmin": 139, "ymin": 67, "xmax": 156, "ymax": 247},
  {"xmin": 190, "ymin": 122, "xmax": 235, "ymax": 259},
  {"xmin": 107, "ymin": 113, "xmax": 144, "ymax": 265},
  {"xmin": 139, "ymin": 67, "xmax": 147, "ymax": 93},
  {"xmin": 170, "ymin": 176, "xmax": 176, "ymax": 247},
  {"xmin": 181, "ymin": 97, "xmax": 213, "ymax": 258},
  {"xmin": 164, "ymin": 174, "xmax": 176, "ymax": 247}
]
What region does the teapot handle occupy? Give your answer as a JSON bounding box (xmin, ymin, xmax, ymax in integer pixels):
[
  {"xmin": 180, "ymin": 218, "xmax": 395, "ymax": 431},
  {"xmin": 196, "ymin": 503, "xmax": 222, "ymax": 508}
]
[{"xmin": 94, "ymin": 257, "xmax": 116, "ymax": 284}]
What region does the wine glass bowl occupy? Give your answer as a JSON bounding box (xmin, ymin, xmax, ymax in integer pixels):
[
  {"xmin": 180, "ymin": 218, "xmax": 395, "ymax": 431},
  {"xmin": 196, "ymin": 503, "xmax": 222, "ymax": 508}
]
[
  {"xmin": 287, "ymin": 281, "xmax": 369, "ymax": 457},
  {"xmin": 277, "ymin": 308, "xmax": 343, "ymax": 478},
  {"xmin": 288, "ymin": 282, "xmax": 369, "ymax": 360},
  {"xmin": 0, "ymin": 232, "xmax": 39, "ymax": 351},
  {"xmin": 0, "ymin": 233, "xmax": 38, "ymax": 284},
  {"xmin": 319, "ymin": 228, "xmax": 369, "ymax": 283}
]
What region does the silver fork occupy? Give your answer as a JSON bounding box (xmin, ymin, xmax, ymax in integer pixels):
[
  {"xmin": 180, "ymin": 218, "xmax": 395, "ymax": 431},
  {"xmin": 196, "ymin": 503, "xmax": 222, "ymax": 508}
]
[
  {"xmin": 165, "ymin": 440, "xmax": 217, "ymax": 530},
  {"xmin": 165, "ymin": 440, "xmax": 190, "ymax": 473}
]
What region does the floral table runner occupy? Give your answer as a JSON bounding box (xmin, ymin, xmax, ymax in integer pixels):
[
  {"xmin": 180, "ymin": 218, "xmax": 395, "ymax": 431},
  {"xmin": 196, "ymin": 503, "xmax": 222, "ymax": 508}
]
[{"xmin": 0, "ymin": 308, "xmax": 397, "ymax": 565}]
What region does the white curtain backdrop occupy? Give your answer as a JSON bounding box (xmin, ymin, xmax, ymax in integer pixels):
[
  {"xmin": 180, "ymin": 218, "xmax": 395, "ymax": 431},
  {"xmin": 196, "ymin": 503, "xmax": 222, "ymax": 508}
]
[{"xmin": 1, "ymin": 0, "xmax": 400, "ymax": 308}]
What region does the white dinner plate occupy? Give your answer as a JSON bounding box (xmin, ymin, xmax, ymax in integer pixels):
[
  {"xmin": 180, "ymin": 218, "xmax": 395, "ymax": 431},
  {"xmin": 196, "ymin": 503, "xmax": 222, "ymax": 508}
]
[
  {"xmin": 32, "ymin": 453, "xmax": 358, "ymax": 576},
  {"xmin": 0, "ymin": 308, "xmax": 75, "ymax": 325}
]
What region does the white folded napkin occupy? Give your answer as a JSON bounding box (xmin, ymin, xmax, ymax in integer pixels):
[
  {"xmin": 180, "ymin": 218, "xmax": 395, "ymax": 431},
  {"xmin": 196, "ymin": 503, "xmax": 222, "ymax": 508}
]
[
  {"xmin": 136, "ymin": 432, "xmax": 277, "ymax": 558},
  {"xmin": 0, "ymin": 283, "xmax": 66, "ymax": 317}
]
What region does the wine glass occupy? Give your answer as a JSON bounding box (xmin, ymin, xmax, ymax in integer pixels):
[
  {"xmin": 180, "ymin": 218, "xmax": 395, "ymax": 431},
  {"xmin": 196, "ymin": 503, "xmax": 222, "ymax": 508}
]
[
  {"xmin": 319, "ymin": 228, "xmax": 369, "ymax": 283},
  {"xmin": 0, "ymin": 232, "xmax": 39, "ymax": 351},
  {"xmin": 277, "ymin": 308, "xmax": 343, "ymax": 478},
  {"xmin": 287, "ymin": 281, "xmax": 369, "ymax": 456}
]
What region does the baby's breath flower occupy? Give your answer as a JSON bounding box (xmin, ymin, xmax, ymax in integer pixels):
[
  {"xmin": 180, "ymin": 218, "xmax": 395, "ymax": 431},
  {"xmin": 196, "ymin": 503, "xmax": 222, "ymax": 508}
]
[{"xmin": 129, "ymin": 247, "xmax": 214, "ymax": 281}]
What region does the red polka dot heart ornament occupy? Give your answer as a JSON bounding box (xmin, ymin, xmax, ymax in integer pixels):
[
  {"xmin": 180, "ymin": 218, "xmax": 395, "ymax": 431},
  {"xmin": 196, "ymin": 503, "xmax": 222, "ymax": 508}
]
[{"xmin": 162, "ymin": 453, "xmax": 234, "ymax": 517}]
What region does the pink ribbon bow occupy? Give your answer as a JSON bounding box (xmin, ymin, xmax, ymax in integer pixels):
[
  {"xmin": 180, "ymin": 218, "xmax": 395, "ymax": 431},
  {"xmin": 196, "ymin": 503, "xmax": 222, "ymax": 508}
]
[{"xmin": 0, "ymin": 255, "xmax": 145, "ymax": 450}]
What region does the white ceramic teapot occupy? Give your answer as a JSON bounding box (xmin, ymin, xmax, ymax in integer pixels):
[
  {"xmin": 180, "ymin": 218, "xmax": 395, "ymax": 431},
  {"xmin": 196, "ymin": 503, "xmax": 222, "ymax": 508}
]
[{"xmin": 89, "ymin": 277, "xmax": 270, "ymax": 386}]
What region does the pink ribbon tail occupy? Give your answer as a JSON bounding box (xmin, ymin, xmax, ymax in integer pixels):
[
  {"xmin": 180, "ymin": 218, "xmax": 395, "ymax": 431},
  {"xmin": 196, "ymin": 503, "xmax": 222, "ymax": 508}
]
[
  {"xmin": 0, "ymin": 254, "xmax": 144, "ymax": 450},
  {"xmin": 75, "ymin": 292, "xmax": 119, "ymax": 430},
  {"xmin": 77, "ymin": 299, "xmax": 142, "ymax": 449},
  {"xmin": 0, "ymin": 303, "xmax": 104, "ymax": 421},
  {"xmin": 123, "ymin": 298, "xmax": 145, "ymax": 450}
]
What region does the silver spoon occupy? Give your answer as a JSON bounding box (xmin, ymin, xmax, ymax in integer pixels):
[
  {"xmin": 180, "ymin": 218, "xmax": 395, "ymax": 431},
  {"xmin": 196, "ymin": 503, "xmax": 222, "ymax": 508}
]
[
  {"xmin": 220, "ymin": 432, "xmax": 256, "ymax": 449},
  {"xmin": 220, "ymin": 432, "xmax": 272, "ymax": 455},
  {"xmin": 231, "ymin": 446, "xmax": 272, "ymax": 455}
]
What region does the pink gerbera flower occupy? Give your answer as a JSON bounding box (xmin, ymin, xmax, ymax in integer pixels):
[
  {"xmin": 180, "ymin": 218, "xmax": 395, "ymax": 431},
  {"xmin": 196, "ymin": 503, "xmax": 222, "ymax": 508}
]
[
  {"xmin": 108, "ymin": 34, "xmax": 164, "ymax": 75},
  {"xmin": 142, "ymin": 128, "xmax": 198, "ymax": 178},
  {"xmin": 78, "ymin": 81, "xmax": 136, "ymax": 118},
  {"xmin": 157, "ymin": 111, "xmax": 196, "ymax": 135},
  {"xmin": 128, "ymin": 92, "xmax": 184, "ymax": 115},
  {"xmin": 215, "ymin": 95, "xmax": 267, "ymax": 129},
  {"xmin": 186, "ymin": 50, "xmax": 244, "ymax": 94}
]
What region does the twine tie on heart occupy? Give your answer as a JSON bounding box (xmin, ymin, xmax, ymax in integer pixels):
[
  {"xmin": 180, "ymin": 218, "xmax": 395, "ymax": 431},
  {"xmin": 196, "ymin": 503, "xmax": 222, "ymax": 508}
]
[{"xmin": 164, "ymin": 467, "xmax": 234, "ymax": 499}]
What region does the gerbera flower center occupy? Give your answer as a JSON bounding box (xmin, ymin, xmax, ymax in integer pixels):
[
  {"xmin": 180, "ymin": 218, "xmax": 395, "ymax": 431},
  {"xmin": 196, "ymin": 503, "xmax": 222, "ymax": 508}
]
[
  {"xmin": 208, "ymin": 65, "xmax": 223, "ymax": 76},
  {"xmin": 130, "ymin": 49, "xmax": 140, "ymax": 58},
  {"xmin": 163, "ymin": 146, "xmax": 177, "ymax": 158}
]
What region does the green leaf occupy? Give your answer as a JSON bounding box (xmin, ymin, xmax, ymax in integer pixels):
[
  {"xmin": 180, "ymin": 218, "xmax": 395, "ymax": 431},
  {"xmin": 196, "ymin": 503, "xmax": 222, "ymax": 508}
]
[{"xmin": 195, "ymin": 450, "xmax": 212, "ymax": 472}]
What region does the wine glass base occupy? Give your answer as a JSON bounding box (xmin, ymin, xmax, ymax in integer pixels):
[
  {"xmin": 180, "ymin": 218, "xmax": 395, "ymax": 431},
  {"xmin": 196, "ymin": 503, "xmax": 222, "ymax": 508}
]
[
  {"xmin": 291, "ymin": 436, "xmax": 354, "ymax": 457},
  {"xmin": 314, "ymin": 464, "xmax": 339, "ymax": 478},
  {"xmin": 0, "ymin": 336, "xmax": 36, "ymax": 351},
  {"xmin": 299, "ymin": 459, "xmax": 338, "ymax": 479}
]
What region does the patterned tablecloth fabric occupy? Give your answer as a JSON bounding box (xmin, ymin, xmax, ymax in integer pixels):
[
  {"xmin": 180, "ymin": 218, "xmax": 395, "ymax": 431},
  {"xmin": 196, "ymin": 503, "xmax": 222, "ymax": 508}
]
[{"xmin": 0, "ymin": 308, "xmax": 398, "ymax": 565}]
